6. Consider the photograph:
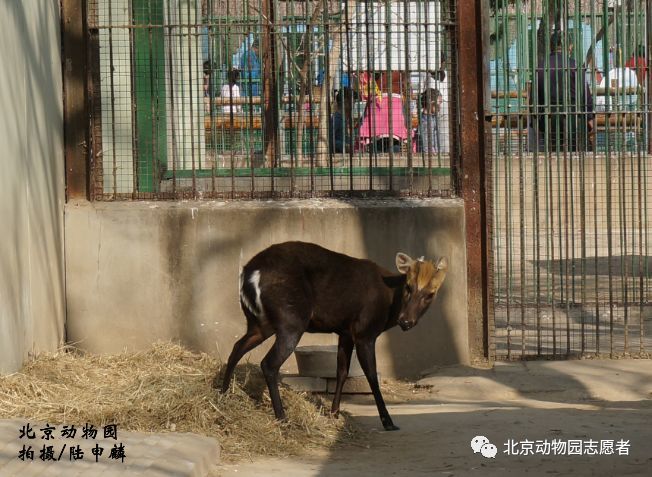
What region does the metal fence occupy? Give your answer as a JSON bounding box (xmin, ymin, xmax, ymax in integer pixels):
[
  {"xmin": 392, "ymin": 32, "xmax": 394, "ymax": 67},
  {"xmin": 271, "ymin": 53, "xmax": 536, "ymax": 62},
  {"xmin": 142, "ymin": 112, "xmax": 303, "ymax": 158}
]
[
  {"xmin": 490, "ymin": 0, "xmax": 652, "ymax": 358},
  {"xmin": 87, "ymin": 0, "xmax": 456, "ymax": 199},
  {"xmin": 83, "ymin": 0, "xmax": 652, "ymax": 359}
]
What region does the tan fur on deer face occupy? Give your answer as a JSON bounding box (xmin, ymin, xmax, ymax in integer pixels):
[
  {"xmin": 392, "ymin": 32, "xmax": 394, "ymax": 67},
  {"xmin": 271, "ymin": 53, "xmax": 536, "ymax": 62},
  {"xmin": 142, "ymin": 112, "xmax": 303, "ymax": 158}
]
[{"xmin": 395, "ymin": 253, "xmax": 448, "ymax": 331}]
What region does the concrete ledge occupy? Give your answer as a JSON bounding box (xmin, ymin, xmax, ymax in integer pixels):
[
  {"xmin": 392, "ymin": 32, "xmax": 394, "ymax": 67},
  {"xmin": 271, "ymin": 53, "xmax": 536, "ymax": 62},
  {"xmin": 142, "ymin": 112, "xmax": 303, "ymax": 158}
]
[
  {"xmin": 280, "ymin": 374, "xmax": 375, "ymax": 394},
  {"xmin": 326, "ymin": 376, "xmax": 374, "ymax": 394}
]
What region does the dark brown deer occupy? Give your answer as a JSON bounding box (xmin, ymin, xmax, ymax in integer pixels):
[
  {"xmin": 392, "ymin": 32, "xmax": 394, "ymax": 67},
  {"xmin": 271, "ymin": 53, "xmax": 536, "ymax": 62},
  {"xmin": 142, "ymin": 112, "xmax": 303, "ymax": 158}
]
[{"xmin": 217, "ymin": 241, "xmax": 448, "ymax": 431}]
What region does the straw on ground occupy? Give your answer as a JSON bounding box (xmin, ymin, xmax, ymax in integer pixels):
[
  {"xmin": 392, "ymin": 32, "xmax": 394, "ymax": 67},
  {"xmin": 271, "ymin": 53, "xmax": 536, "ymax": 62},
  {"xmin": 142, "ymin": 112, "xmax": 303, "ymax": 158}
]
[{"xmin": 0, "ymin": 342, "xmax": 357, "ymax": 461}]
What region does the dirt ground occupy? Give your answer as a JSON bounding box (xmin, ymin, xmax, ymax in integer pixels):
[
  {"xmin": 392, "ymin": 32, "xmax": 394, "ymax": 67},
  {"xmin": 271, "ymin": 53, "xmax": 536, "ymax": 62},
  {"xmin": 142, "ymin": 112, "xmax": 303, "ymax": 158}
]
[{"xmin": 216, "ymin": 360, "xmax": 652, "ymax": 477}]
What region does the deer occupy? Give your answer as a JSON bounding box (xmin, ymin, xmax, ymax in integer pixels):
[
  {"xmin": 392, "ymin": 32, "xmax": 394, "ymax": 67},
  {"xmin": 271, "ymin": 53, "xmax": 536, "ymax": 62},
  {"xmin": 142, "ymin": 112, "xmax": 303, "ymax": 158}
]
[{"xmin": 216, "ymin": 241, "xmax": 448, "ymax": 431}]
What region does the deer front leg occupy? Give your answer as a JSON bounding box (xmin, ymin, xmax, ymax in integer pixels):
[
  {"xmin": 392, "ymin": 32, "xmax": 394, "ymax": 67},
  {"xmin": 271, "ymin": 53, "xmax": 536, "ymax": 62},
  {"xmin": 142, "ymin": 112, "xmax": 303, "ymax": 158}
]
[
  {"xmin": 355, "ymin": 338, "xmax": 399, "ymax": 431},
  {"xmin": 331, "ymin": 334, "xmax": 354, "ymax": 417}
]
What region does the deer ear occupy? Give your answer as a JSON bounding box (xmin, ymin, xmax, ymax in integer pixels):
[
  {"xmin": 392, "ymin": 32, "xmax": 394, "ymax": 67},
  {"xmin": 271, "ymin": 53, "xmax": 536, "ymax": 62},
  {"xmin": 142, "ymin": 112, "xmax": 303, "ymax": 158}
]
[
  {"xmin": 395, "ymin": 252, "xmax": 414, "ymax": 274},
  {"xmin": 436, "ymin": 257, "xmax": 449, "ymax": 271}
]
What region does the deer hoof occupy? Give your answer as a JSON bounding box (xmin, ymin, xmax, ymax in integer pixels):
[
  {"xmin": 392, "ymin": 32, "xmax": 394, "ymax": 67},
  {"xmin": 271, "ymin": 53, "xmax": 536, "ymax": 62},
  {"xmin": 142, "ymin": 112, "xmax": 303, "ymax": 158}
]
[{"xmin": 384, "ymin": 424, "xmax": 400, "ymax": 431}]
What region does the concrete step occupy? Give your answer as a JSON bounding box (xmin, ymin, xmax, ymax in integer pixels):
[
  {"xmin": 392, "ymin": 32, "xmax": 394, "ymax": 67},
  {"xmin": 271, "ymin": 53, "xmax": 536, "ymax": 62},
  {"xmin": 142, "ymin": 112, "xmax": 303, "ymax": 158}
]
[{"xmin": 281, "ymin": 374, "xmax": 374, "ymax": 394}]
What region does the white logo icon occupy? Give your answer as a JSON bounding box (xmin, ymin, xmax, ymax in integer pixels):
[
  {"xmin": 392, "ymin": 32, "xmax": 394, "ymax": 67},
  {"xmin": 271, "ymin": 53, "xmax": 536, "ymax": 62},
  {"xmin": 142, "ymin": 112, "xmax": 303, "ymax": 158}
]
[
  {"xmin": 471, "ymin": 435, "xmax": 497, "ymax": 459},
  {"xmin": 471, "ymin": 435, "xmax": 490, "ymax": 453},
  {"xmin": 481, "ymin": 443, "xmax": 498, "ymax": 458}
]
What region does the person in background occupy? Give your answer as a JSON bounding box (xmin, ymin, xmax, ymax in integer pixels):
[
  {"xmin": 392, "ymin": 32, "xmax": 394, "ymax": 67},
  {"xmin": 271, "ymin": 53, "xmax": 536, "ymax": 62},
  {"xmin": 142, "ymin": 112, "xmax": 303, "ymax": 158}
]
[
  {"xmin": 596, "ymin": 48, "xmax": 640, "ymax": 116},
  {"xmin": 239, "ymin": 40, "xmax": 261, "ymax": 96},
  {"xmin": 421, "ymin": 53, "xmax": 450, "ymax": 153},
  {"xmin": 417, "ymin": 88, "xmax": 442, "ymax": 154},
  {"xmin": 625, "ymin": 45, "xmax": 648, "ymax": 85},
  {"xmin": 220, "ymin": 68, "xmax": 241, "ymax": 114},
  {"xmin": 532, "ymin": 31, "xmax": 594, "ymax": 152},
  {"xmin": 329, "ymin": 87, "xmax": 357, "ymax": 153},
  {"xmin": 602, "ymin": 47, "xmax": 639, "ymax": 89}
]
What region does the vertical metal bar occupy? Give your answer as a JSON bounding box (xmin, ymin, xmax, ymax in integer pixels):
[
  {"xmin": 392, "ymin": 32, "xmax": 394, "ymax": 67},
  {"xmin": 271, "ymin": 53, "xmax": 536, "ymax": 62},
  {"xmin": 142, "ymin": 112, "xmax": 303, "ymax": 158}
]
[
  {"xmin": 62, "ymin": 0, "xmax": 90, "ymax": 200},
  {"xmin": 456, "ymin": 0, "xmax": 491, "ymax": 360},
  {"xmin": 619, "ymin": 4, "xmax": 630, "ymax": 354},
  {"xmin": 344, "ymin": 0, "xmax": 354, "ymax": 192},
  {"xmin": 307, "ymin": 20, "xmax": 316, "ymax": 194},
  {"xmin": 185, "ymin": 0, "xmax": 197, "ymax": 198},
  {"xmin": 384, "ymin": 0, "xmax": 393, "ymax": 192},
  {"xmin": 323, "ymin": 0, "xmax": 334, "ymax": 193},
  {"xmin": 165, "ymin": 0, "xmax": 178, "ymax": 196},
  {"xmin": 108, "ymin": 0, "xmax": 118, "ymax": 198},
  {"xmin": 285, "ymin": 25, "xmax": 296, "ymax": 197},
  {"xmin": 595, "ymin": 2, "xmax": 606, "ymax": 355},
  {"xmin": 424, "ymin": 1, "xmax": 432, "ymax": 194},
  {"xmin": 147, "ymin": 1, "xmax": 159, "ymax": 197},
  {"xmin": 363, "ymin": 1, "xmax": 374, "ymax": 191},
  {"xmin": 530, "ymin": 0, "xmax": 542, "ymax": 356},
  {"xmin": 579, "ymin": 1, "xmax": 589, "ymax": 355},
  {"xmin": 262, "ymin": 0, "xmax": 278, "ymax": 172},
  {"xmin": 129, "ymin": 0, "xmax": 139, "ymax": 198},
  {"xmin": 640, "ymin": 0, "xmax": 650, "ymax": 354},
  {"xmin": 87, "ymin": 0, "xmax": 103, "ymax": 200},
  {"xmin": 207, "ymin": 5, "xmax": 216, "ymax": 197},
  {"xmin": 245, "ymin": 8, "xmax": 255, "ymax": 199},
  {"xmin": 515, "ymin": 0, "xmax": 526, "ymax": 357},
  {"xmin": 403, "ymin": 0, "xmax": 412, "ymax": 194},
  {"xmin": 603, "ymin": 2, "xmax": 615, "ymax": 357},
  {"xmin": 647, "ymin": 0, "xmax": 652, "ymax": 155},
  {"xmin": 563, "ymin": 10, "xmax": 572, "ymax": 355},
  {"xmin": 497, "ymin": 7, "xmax": 512, "ymax": 359}
]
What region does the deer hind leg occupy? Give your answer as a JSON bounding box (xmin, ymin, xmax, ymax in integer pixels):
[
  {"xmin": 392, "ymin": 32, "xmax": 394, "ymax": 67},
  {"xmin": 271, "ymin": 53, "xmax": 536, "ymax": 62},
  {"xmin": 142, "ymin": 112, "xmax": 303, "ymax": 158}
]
[
  {"xmin": 331, "ymin": 334, "xmax": 354, "ymax": 417},
  {"xmin": 260, "ymin": 325, "xmax": 304, "ymax": 421},
  {"xmin": 217, "ymin": 311, "xmax": 272, "ymax": 392}
]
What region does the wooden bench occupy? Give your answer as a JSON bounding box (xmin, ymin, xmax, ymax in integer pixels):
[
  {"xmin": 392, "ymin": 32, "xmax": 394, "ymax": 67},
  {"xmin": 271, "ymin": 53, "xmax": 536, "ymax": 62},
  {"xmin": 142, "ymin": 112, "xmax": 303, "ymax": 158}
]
[{"xmin": 205, "ymin": 114, "xmax": 262, "ymax": 131}]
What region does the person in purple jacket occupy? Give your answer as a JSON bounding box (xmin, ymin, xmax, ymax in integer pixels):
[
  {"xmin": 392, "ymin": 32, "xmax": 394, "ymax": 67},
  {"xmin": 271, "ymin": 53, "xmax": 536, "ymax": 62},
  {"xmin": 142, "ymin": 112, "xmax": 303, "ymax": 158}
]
[{"xmin": 532, "ymin": 32, "xmax": 594, "ymax": 152}]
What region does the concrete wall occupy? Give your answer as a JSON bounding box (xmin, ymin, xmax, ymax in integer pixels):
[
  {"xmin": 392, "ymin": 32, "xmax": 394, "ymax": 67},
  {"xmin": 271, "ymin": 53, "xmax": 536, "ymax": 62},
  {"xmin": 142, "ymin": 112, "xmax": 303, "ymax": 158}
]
[
  {"xmin": 65, "ymin": 199, "xmax": 468, "ymax": 378},
  {"xmin": 0, "ymin": 1, "xmax": 66, "ymax": 373}
]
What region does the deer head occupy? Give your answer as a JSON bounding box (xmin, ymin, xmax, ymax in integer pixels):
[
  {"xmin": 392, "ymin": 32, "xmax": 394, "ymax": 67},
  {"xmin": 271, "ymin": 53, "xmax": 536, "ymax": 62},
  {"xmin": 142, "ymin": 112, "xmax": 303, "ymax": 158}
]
[{"xmin": 395, "ymin": 253, "xmax": 448, "ymax": 331}]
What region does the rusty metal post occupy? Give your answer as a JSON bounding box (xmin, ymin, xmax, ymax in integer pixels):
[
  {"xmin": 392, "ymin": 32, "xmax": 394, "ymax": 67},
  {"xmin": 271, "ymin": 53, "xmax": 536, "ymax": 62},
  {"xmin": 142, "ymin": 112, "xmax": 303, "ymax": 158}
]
[
  {"xmin": 454, "ymin": 0, "xmax": 493, "ymax": 360},
  {"xmin": 62, "ymin": 0, "xmax": 89, "ymax": 200},
  {"xmin": 647, "ymin": 0, "xmax": 652, "ymax": 155}
]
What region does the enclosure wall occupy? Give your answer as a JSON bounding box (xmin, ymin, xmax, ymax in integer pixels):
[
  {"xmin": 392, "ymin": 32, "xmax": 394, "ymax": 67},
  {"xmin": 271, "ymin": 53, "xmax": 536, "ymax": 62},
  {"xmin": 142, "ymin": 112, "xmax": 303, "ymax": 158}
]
[
  {"xmin": 0, "ymin": 1, "xmax": 66, "ymax": 373},
  {"xmin": 64, "ymin": 199, "xmax": 468, "ymax": 378}
]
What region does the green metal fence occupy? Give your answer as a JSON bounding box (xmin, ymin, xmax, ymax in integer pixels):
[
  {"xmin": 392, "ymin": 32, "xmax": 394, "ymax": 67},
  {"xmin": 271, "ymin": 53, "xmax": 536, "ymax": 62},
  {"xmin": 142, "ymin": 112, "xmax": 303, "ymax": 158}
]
[
  {"xmin": 87, "ymin": 0, "xmax": 456, "ymax": 199},
  {"xmin": 490, "ymin": 0, "xmax": 652, "ymax": 358}
]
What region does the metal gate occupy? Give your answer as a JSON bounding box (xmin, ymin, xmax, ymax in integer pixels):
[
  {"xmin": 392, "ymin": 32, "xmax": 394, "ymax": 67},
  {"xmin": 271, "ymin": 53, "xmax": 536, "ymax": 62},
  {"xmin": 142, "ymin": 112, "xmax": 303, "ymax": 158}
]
[{"xmin": 490, "ymin": 0, "xmax": 652, "ymax": 358}]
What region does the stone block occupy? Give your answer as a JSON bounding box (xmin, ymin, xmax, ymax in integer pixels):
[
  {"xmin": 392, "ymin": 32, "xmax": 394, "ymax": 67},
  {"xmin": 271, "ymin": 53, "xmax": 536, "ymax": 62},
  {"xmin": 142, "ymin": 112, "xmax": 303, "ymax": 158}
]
[
  {"xmin": 326, "ymin": 375, "xmax": 375, "ymax": 394},
  {"xmin": 280, "ymin": 375, "xmax": 328, "ymax": 393}
]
